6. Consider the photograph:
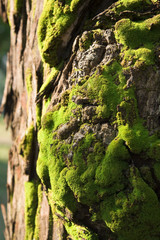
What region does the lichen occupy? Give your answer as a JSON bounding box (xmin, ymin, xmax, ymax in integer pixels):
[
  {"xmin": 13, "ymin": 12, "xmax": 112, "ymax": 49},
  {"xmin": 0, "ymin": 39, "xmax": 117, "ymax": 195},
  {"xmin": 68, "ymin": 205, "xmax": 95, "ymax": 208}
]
[{"xmin": 25, "ymin": 181, "xmax": 38, "ymax": 240}]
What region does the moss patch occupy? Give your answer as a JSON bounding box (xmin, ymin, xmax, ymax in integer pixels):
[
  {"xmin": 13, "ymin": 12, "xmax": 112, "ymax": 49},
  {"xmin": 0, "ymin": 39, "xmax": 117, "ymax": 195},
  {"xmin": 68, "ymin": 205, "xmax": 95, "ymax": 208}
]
[
  {"xmin": 25, "ymin": 68, "xmax": 32, "ymax": 96},
  {"xmin": 37, "ymin": 0, "xmax": 85, "ymax": 66},
  {"xmin": 101, "ymin": 167, "xmax": 160, "ymax": 240},
  {"xmin": 34, "ymin": 184, "xmax": 43, "ymax": 240},
  {"xmin": 25, "ymin": 181, "xmax": 38, "ymax": 240},
  {"xmin": 19, "ymin": 124, "xmax": 35, "ymax": 163},
  {"xmin": 64, "ymin": 221, "xmax": 98, "ymax": 240},
  {"xmin": 115, "ymin": 14, "xmax": 160, "ymax": 67},
  {"xmin": 113, "ymin": 0, "xmax": 155, "ymax": 14}
]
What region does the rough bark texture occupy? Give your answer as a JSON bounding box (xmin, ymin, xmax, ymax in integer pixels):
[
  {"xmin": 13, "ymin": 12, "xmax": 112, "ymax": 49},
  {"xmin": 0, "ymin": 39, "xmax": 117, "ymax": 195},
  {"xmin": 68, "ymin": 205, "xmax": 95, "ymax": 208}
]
[{"xmin": 1, "ymin": 0, "xmax": 160, "ymax": 239}]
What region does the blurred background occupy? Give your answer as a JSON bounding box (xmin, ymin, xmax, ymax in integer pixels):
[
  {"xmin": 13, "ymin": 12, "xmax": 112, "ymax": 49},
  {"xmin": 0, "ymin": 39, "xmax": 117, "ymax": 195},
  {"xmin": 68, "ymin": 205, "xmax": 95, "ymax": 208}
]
[{"xmin": 0, "ymin": 17, "xmax": 10, "ymax": 239}]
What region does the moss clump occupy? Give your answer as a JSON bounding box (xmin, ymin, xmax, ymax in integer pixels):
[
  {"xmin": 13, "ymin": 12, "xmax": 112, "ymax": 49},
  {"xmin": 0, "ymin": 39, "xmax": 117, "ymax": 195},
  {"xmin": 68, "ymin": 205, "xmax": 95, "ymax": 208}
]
[
  {"xmin": 34, "ymin": 184, "xmax": 43, "ymax": 240},
  {"xmin": 115, "ymin": 15, "xmax": 160, "ymax": 49},
  {"xmin": 100, "ymin": 167, "xmax": 160, "ymax": 240},
  {"xmin": 71, "ymin": 61, "xmax": 135, "ymax": 120},
  {"xmin": 148, "ymin": 139, "xmax": 160, "ymax": 161},
  {"xmin": 64, "ymin": 221, "xmax": 98, "ymax": 240},
  {"xmin": 118, "ymin": 122, "xmax": 149, "ymax": 154},
  {"xmin": 115, "ymin": 15, "xmax": 160, "ymax": 67},
  {"xmin": 114, "ymin": 0, "xmax": 155, "ymax": 14},
  {"xmin": 38, "ymin": 0, "xmax": 85, "ymax": 66},
  {"xmin": 25, "ymin": 68, "xmax": 32, "ymax": 96},
  {"xmin": 95, "ymin": 138, "xmax": 129, "ymax": 196},
  {"xmin": 19, "ymin": 124, "xmax": 35, "ymax": 162},
  {"xmin": 25, "ymin": 181, "xmax": 38, "ymax": 240}
]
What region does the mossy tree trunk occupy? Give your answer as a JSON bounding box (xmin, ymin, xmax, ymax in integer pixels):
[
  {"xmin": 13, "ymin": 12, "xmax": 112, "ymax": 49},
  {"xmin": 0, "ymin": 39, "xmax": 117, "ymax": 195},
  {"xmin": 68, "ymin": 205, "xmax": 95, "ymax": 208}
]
[{"xmin": 1, "ymin": 0, "xmax": 160, "ymax": 239}]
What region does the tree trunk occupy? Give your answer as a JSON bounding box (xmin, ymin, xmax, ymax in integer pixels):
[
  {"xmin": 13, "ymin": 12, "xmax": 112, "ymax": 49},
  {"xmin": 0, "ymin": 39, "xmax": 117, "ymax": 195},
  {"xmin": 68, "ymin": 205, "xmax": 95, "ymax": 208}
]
[{"xmin": 1, "ymin": 0, "xmax": 160, "ymax": 239}]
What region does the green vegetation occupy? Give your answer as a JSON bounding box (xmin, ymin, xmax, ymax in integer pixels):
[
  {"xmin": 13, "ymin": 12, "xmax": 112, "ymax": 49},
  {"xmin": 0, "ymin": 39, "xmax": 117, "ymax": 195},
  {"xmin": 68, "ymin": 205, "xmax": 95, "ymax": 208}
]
[
  {"xmin": 25, "ymin": 181, "xmax": 38, "ymax": 240},
  {"xmin": 37, "ymin": 0, "xmax": 84, "ymax": 66},
  {"xmin": 19, "ymin": 124, "xmax": 35, "ymax": 163},
  {"xmin": 101, "ymin": 167, "xmax": 160, "ymax": 240},
  {"xmin": 113, "ymin": 0, "xmax": 156, "ymax": 13},
  {"xmin": 64, "ymin": 221, "xmax": 98, "ymax": 240},
  {"xmin": 25, "ymin": 68, "xmax": 32, "ymax": 96}
]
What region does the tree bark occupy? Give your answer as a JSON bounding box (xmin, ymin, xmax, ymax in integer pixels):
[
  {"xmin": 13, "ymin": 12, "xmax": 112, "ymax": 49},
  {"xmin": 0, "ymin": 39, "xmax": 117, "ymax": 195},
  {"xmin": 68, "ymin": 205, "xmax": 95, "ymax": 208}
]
[{"xmin": 1, "ymin": 0, "xmax": 160, "ymax": 239}]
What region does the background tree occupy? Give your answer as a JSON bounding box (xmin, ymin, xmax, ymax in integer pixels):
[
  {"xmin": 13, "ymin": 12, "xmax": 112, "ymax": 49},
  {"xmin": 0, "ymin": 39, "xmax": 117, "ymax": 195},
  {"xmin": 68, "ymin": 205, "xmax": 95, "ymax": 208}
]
[{"xmin": 1, "ymin": 0, "xmax": 160, "ymax": 239}]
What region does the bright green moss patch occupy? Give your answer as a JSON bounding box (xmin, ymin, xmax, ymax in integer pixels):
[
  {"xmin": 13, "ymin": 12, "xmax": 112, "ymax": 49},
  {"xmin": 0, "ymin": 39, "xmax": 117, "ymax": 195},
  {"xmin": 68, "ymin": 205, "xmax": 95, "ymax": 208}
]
[
  {"xmin": 118, "ymin": 122, "xmax": 149, "ymax": 154},
  {"xmin": 101, "ymin": 167, "xmax": 160, "ymax": 240},
  {"xmin": 70, "ymin": 0, "xmax": 85, "ymax": 12},
  {"xmin": 115, "ymin": 15, "xmax": 160, "ymax": 67},
  {"xmin": 25, "ymin": 68, "xmax": 32, "ymax": 96},
  {"xmin": 64, "ymin": 221, "xmax": 98, "ymax": 240},
  {"xmin": 114, "ymin": 0, "xmax": 154, "ymax": 14},
  {"xmin": 38, "ymin": 0, "xmax": 85, "ymax": 66},
  {"xmin": 95, "ymin": 138, "xmax": 129, "ymax": 196},
  {"xmin": 122, "ymin": 46, "xmax": 155, "ymax": 67},
  {"xmin": 34, "ymin": 184, "xmax": 43, "ymax": 240},
  {"xmin": 72, "ymin": 61, "xmax": 135, "ymax": 120},
  {"xmin": 19, "ymin": 124, "xmax": 35, "ymax": 162},
  {"xmin": 115, "ymin": 15, "xmax": 160, "ymax": 49},
  {"xmin": 25, "ymin": 181, "xmax": 38, "ymax": 240}
]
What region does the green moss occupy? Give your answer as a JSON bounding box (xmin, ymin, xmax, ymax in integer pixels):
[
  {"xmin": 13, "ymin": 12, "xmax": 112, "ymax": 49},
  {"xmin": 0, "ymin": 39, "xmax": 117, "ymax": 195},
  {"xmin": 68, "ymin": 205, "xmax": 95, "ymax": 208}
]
[
  {"xmin": 115, "ymin": 15, "xmax": 160, "ymax": 49},
  {"xmin": 38, "ymin": 0, "xmax": 84, "ymax": 66},
  {"xmin": 70, "ymin": 0, "xmax": 85, "ymax": 12},
  {"xmin": 114, "ymin": 0, "xmax": 154, "ymax": 14},
  {"xmin": 25, "ymin": 181, "xmax": 38, "ymax": 240},
  {"xmin": 122, "ymin": 46, "xmax": 155, "ymax": 67},
  {"xmin": 35, "ymin": 4, "xmax": 160, "ymax": 237},
  {"xmin": 79, "ymin": 31, "xmax": 94, "ymax": 51},
  {"xmin": 115, "ymin": 15, "xmax": 160, "ymax": 67},
  {"xmin": 34, "ymin": 184, "xmax": 43, "ymax": 240},
  {"xmin": 19, "ymin": 124, "xmax": 35, "ymax": 162},
  {"xmin": 64, "ymin": 221, "xmax": 98, "ymax": 240},
  {"xmin": 95, "ymin": 138, "xmax": 129, "ymax": 196},
  {"xmin": 100, "ymin": 167, "xmax": 160, "ymax": 240},
  {"xmin": 148, "ymin": 139, "xmax": 160, "ymax": 161},
  {"xmin": 25, "ymin": 68, "xmax": 32, "ymax": 96},
  {"xmin": 118, "ymin": 122, "xmax": 149, "ymax": 154}
]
